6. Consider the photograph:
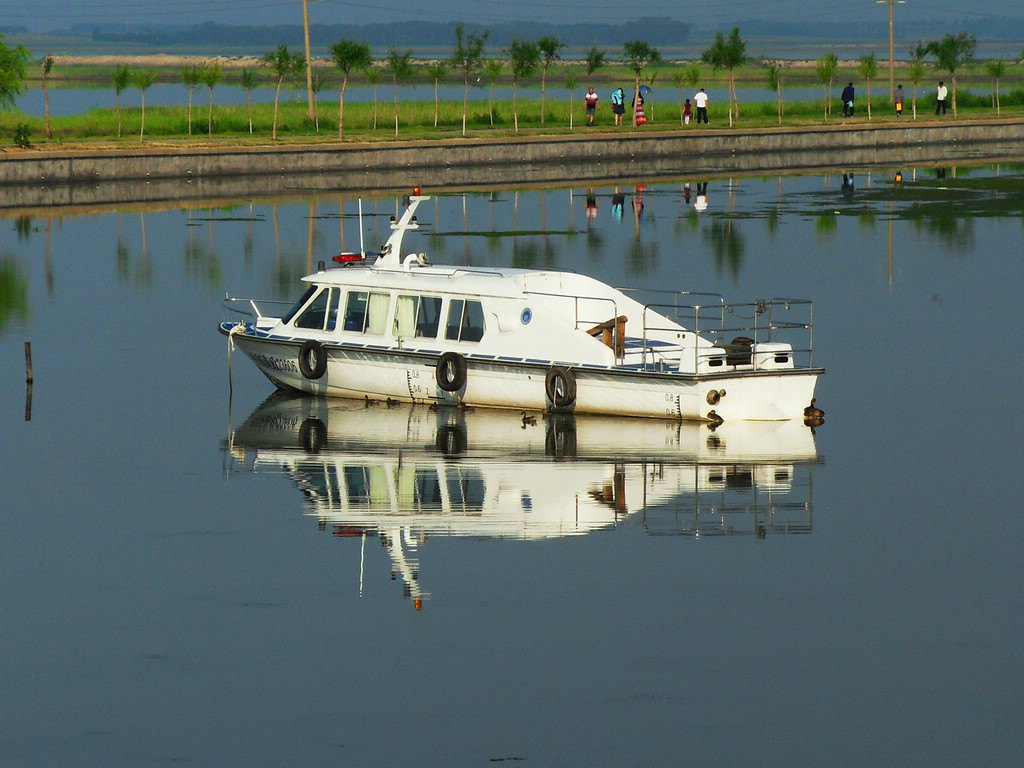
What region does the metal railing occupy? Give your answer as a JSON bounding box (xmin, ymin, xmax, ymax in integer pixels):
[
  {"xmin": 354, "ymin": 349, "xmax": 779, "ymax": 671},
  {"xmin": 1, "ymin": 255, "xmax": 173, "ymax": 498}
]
[
  {"xmin": 633, "ymin": 293, "xmax": 816, "ymax": 372},
  {"xmin": 222, "ymin": 295, "xmax": 293, "ymax": 325}
]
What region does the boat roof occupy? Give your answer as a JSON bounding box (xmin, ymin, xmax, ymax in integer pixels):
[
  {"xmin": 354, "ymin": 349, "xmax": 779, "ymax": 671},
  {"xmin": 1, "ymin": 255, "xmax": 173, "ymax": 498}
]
[
  {"xmin": 303, "ymin": 261, "xmax": 613, "ymax": 299},
  {"xmin": 299, "ymin": 192, "xmax": 626, "ymax": 301}
]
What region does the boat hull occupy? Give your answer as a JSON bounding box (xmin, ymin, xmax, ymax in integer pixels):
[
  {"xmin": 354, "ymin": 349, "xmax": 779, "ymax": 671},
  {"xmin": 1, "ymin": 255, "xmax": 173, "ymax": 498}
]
[{"xmin": 223, "ymin": 324, "xmax": 821, "ymax": 422}]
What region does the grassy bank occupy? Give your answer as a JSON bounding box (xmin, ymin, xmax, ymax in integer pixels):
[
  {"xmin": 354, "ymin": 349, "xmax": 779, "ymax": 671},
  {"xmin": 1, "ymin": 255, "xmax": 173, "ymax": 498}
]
[
  {"xmin": 4, "ymin": 56, "xmax": 1024, "ymax": 148},
  {"xmin": 4, "ymin": 96, "xmax": 1023, "ymax": 150}
]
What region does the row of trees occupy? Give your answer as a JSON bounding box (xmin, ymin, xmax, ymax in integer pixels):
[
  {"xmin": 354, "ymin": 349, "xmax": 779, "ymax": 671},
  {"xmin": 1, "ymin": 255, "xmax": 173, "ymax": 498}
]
[
  {"xmin": 809, "ymin": 32, "xmax": 982, "ymax": 121},
  {"xmin": 3, "ymin": 28, "xmax": 1021, "ymax": 144}
]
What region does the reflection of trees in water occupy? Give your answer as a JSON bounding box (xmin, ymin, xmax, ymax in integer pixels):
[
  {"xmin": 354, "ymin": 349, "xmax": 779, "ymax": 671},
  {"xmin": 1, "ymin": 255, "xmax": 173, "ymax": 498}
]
[
  {"xmin": 15, "ymin": 216, "xmax": 33, "ymax": 241},
  {"xmin": 857, "ymin": 209, "xmax": 877, "ymax": 228},
  {"xmin": 704, "ymin": 219, "xmax": 745, "ymax": 279},
  {"xmin": 0, "ymin": 255, "xmax": 30, "ymax": 336},
  {"xmin": 184, "ymin": 207, "xmax": 224, "ymax": 287},
  {"xmin": 674, "ymin": 207, "xmax": 700, "ymax": 239},
  {"xmin": 627, "ymin": 238, "xmax": 658, "ymax": 276},
  {"xmin": 115, "ymin": 213, "xmax": 153, "ymax": 288},
  {"xmin": 911, "ymin": 215, "xmax": 975, "ymax": 251},
  {"xmin": 485, "ymin": 232, "xmax": 503, "ymax": 260},
  {"xmin": 512, "ymin": 239, "xmax": 540, "ymax": 269},
  {"xmin": 815, "ymin": 212, "xmax": 837, "ymax": 237}
]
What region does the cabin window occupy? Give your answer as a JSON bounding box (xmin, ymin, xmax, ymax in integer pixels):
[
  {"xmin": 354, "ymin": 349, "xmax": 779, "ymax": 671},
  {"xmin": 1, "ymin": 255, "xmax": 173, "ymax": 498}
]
[
  {"xmin": 343, "ymin": 291, "xmax": 389, "ymax": 334},
  {"xmin": 445, "ymin": 299, "xmax": 485, "ymax": 343},
  {"xmin": 414, "ymin": 468, "xmax": 443, "ymax": 506},
  {"xmin": 282, "ymin": 284, "xmax": 318, "ymax": 325},
  {"xmin": 394, "ymin": 294, "xmax": 442, "ymax": 339},
  {"xmin": 446, "ymin": 467, "xmax": 485, "ymax": 509},
  {"xmin": 293, "ymin": 288, "xmax": 339, "ymax": 331}
]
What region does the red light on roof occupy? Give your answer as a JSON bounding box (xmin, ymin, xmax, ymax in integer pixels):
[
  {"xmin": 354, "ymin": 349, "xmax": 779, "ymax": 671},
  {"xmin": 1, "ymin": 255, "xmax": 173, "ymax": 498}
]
[
  {"xmin": 413, "ymin": 186, "xmax": 421, "ymax": 196},
  {"xmin": 332, "ymin": 252, "xmax": 364, "ymax": 263}
]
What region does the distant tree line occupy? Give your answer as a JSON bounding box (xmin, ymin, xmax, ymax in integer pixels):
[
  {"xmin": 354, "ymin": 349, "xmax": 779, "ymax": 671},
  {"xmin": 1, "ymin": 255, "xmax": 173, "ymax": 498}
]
[{"xmin": 83, "ymin": 19, "xmax": 691, "ymax": 51}]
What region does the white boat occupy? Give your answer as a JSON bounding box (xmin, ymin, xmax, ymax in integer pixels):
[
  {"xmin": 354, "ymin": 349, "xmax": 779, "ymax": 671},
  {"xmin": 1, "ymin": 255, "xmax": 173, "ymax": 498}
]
[
  {"xmin": 220, "ymin": 191, "xmax": 824, "ymax": 423},
  {"xmin": 224, "ymin": 395, "xmax": 822, "ymax": 608}
]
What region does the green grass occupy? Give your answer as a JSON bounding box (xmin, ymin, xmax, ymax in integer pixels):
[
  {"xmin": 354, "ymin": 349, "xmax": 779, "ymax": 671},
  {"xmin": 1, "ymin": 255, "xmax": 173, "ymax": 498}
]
[{"xmin": 4, "ymin": 77, "xmax": 1023, "ymax": 149}]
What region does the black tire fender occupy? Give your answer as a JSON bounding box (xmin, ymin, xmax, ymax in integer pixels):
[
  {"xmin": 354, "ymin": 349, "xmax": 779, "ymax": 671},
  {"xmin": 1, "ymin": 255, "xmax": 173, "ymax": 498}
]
[
  {"xmin": 298, "ymin": 340, "xmax": 328, "ymax": 380},
  {"xmin": 298, "ymin": 418, "xmax": 327, "ymax": 454},
  {"xmin": 545, "ymin": 366, "xmax": 577, "ymax": 408},
  {"xmin": 435, "ymin": 352, "xmax": 468, "ymax": 392},
  {"xmin": 435, "ymin": 425, "xmax": 468, "ymax": 455}
]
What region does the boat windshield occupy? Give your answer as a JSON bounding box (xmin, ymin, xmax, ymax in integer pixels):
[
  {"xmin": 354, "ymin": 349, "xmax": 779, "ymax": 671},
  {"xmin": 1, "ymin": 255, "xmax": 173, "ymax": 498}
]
[{"xmin": 281, "ymin": 285, "xmax": 317, "ymax": 325}]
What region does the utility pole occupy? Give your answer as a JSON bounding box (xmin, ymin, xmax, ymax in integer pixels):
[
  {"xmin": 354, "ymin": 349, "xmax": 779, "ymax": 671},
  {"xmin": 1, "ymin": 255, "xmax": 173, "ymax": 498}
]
[
  {"xmin": 302, "ymin": 0, "xmax": 315, "ymax": 119},
  {"xmin": 878, "ymin": 0, "xmax": 906, "ymax": 101}
]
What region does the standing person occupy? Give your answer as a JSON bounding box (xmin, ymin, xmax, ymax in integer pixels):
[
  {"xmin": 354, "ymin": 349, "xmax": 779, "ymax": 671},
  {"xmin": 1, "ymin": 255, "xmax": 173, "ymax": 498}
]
[
  {"xmin": 694, "ymin": 182, "xmax": 708, "ymax": 212},
  {"xmin": 610, "ymin": 87, "xmax": 625, "ymax": 126},
  {"xmin": 693, "ymin": 88, "xmax": 709, "ymax": 124},
  {"xmin": 683, "ymin": 98, "xmax": 692, "ymax": 125},
  {"xmin": 632, "ymin": 91, "xmax": 646, "ymax": 126},
  {"xmin": 841, "ymin": 81, "xmax": 855, "ymax": 118},
  {"xmin": 611, "ymin": 187, "xmax": 624, "ymax": 220},
  {"xmin": 935, "ymin": 81, "xmax": 948, "ymax": 115},
  {"xmin": 584, "ymin": 87, "xmax": 599, "ymax": 126},
  {"xmin": 894, "ymin": 84, "xmax": 905, "ymax": 116}
]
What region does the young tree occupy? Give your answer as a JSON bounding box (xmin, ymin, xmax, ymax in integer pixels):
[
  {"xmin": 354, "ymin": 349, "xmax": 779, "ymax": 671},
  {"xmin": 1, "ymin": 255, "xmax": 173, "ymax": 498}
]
[
  {"xmin": 565, "ymin": 70, "xmax": 578, "ymax": 128},
  {"xmin": 451, "ymin": 23, "xmax": 489, "ymax": 136},
  {"xmin": 262, "ymin": 44, "xmax": 304, "ymax": 140},
  {"xmin": 0, "ymin": 34, "xmax": 30, "ymax": 110},
  {"xmin": 42, "ymin": 54, "xmax": 54, "ymax": 139},
  {"xmin": 857, "ymin": 53, "xmax": 878, "ymax": 119},
  {"xmin": 240, "ymin": 69, "xmax": 257, "ymax": 134},
  {"xmin": 132, "ymin": 70, "xmax": 157, "ymax": 142},
  {"xmin": 815, "ymin": 52, "xmax": 838, "ymax": 121},
  {"xmin": 586, "ymin": 47, "xmax": 606, "ymax": 79},
  {"xmin": 508, "ymin": 39, "xmax": 540, "ymax": 134},
  {"xmin": 701, "ymin": 27, "xmax": 746, "ymax": 122},
  {"xmin": 622, "ymin": 41, "xmax": 661, "ymax": 127},
  {"xmin": 201, "ymin": 61, "xmax": 222, "ymax": 137},
  {"xmin": 983, "ymin": 58, "xmax": 1006, "ymax": 115},
  {"xmin": 483, "ymin": 59, "xmax": 503, "ymax": 126},
  {"xmin": 365, "ymin": 66, "xmax": 382, "ymax": 131},
  {"xmin": 181, "ymin": 63, "xmax": 202, "ymax": 136},
  {"xmin": 765, "ymin": 60, "xmax": 784, "ymax": 125},
  {"xmin": 329, "ymin": 39, "xmax": 372, "ymax": 139},
  {"xmin": 906, "ymin": 40, "xmax": 929, "ymax": 119},
  {"xmin": 537, "ymin": 36, "xmax": 566, "ymax": 125},
  {"xmin": 426, "ymin": 62, "xmax": 448, "ymax": 128},
  {"xmin": 926, "ymin": 31, "xmax": 976, "ymax": 117},
  {"xmin": 386, "ymin": 47, "xmax": 413, "ymax": 137},
  {"xmin": 671, "ymin": 71, "xmax": 685, "ymax": 125},
  {"xmin": 683, "ymin": 61, "xmax": 701, "ymax": 91},
  {"xmin": 310, "ymin": 72, "xmax": 322, "ymax": 132},
  {"xmin": 113, "ymin": 64, "xmax": 130, "ymax": 138}
]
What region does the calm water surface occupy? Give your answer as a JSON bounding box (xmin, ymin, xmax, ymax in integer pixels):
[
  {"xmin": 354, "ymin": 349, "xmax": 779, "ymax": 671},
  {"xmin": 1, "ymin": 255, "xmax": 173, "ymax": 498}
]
[{"xmin": 1, "ymin": 165, "xmax": 1022, "ymax": 766}]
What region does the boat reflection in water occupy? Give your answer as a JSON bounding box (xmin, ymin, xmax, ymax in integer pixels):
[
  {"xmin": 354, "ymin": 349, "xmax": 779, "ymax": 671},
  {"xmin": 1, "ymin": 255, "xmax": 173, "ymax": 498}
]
[{"xmin": 224, "ymin": 395, "xmax": 823, "ymax": 609}]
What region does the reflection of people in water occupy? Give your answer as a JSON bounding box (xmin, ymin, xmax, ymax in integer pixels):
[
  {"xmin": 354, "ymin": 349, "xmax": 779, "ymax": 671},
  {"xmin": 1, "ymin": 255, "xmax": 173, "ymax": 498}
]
[
  {"xmin": 842, "ymin": 173, "xmax": 854, "ymax": 195},
  {"xmin": 632, "ymin": 185, "xmax": 645, "ymax": 221},
  {"xmin": 585, "ymin": 188, "xmax": 598, "ymax": 220},
  {"xmin": 694, "ymin": 181, "xmax": 708, "ymax": 212},
  {"xmin": 611, "ymin": 188, "xmax": 624, "ymax": 221}
]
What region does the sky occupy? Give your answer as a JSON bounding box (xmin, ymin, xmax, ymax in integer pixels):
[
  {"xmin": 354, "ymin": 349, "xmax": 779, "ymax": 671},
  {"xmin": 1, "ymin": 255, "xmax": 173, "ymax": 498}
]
[{"xmin": 5, "ymin": 0, "xmax": 1024, "ymax": 33}]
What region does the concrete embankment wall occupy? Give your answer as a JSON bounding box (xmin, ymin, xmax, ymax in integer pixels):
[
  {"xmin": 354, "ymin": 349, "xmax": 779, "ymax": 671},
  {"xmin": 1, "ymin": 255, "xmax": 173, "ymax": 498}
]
[{"xmin": 1, "ymin": 119, "xmax": 1022, "ymax": 211}]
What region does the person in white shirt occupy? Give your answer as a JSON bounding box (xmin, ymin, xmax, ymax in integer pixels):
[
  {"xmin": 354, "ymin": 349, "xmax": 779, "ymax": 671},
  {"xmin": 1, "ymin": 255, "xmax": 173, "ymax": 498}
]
[
  {"xmin": 935, "ymin": 81, "xmax": 948, "ymax": 115},
  {"xmin": 693, "ymin": 88, "xmax": 709, "ymax": 124}
]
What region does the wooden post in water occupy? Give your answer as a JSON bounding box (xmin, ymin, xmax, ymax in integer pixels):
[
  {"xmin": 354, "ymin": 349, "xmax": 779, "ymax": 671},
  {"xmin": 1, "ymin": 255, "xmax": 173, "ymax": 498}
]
[{"xmin": 25, "ymin": 341, "xmax": 34, "ymax": 421}]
